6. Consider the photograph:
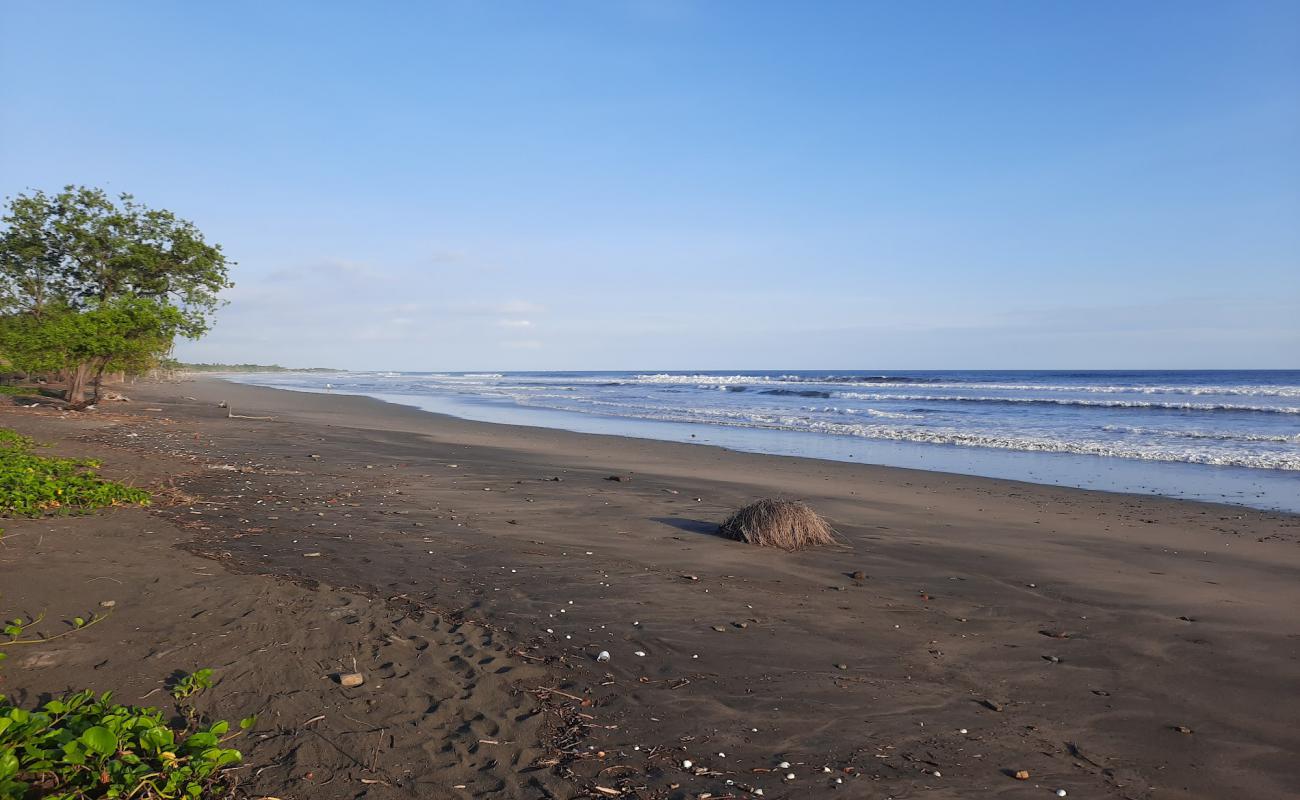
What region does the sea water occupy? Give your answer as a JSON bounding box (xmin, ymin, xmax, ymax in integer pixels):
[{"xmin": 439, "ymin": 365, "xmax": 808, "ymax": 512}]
[{"xmin": 228, "ymin": 370, "xmax": 1300, "ymax": 513}]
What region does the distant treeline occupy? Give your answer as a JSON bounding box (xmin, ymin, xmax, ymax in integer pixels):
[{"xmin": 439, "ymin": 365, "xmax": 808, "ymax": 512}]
[{"xmin": 173, "ymin": 361, "xmax": 338, "ymax": 373}]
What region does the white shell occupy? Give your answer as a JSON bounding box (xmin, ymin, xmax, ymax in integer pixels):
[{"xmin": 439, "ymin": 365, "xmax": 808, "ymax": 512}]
[
  {"xmin": 682, "ymin": 760, "xmax": 693, "ymax": 769},
  {"xmin": 596, "ymin": 650, "xmax": 611, "ymax": 662}
]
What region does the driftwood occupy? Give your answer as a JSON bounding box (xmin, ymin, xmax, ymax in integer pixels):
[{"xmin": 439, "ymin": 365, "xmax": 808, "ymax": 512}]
[{"xmin": 223, "ymin": 402, "xmax": 275, "ymax": 421}]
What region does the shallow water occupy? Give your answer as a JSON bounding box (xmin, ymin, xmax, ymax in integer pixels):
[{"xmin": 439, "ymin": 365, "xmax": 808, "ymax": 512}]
[{"xmin": 229, "ymin": 370, "xmax": 1300, "ymax": 513}]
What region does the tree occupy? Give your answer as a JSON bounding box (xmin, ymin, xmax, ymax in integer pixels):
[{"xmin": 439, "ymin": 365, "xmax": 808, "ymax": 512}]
[
  {"xmin": 0, "ymin": 186, "xmax": 231, "ymax": 404},
  {"xmin": 0, "ymin": 298, "xmax": 186, "ymax": 398}
]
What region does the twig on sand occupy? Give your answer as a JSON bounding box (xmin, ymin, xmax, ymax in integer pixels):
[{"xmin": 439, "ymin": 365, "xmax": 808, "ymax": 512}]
[
  {"xmin": 369, "ymin": 727, "xmax": 385, "ymax": 772},
  {"xmin": 534, "ymin": 686, "xmax": 586, "ymax": 702}
]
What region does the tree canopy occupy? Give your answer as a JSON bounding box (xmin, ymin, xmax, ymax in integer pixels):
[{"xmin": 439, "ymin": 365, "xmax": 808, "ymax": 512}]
[{"xmin": 0, "ymin": 186, "xmax": 232, "ymax": 403}]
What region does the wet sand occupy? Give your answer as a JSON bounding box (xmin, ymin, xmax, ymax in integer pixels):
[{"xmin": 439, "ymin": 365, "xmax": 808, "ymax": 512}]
[{"xmin": 3, "ymin": 377, "xmax": 1298, "ymax": 799}]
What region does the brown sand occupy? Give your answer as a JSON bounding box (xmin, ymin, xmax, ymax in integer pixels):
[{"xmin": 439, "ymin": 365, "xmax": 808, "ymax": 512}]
[{"xmin": 2, "ymin": 378, "xmax": 1298, "ymax": 799}]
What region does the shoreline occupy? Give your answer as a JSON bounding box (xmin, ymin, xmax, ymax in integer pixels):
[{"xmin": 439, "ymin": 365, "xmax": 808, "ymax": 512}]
[
  {"xmin": 4, "ymin": 377, "xmax": 1299, "ymax": 798},
  {"xmin": 221, "ymin": 374, "xmax": 1300, "ymax": 516}
]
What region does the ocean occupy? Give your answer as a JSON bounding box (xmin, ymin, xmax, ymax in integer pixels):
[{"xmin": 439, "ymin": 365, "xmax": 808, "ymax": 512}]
[{"xmin": 228, "ymin": 370, "xmax": 1300, "ymax": 513}]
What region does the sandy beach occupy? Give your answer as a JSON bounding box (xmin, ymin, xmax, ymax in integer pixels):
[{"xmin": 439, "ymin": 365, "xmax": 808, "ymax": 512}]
[{"xmin": 3, "ymin": 377, "xmax": 1298, "ymax": 799}]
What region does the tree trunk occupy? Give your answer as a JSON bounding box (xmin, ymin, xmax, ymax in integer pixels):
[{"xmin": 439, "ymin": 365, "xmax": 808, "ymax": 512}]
[
  {"xmin": 91, "ymin": 360, "xmax": 110, "ymax": 404},
  {"xmin": 66, "ymin": 362, "xmax": 94, "ymax": 406}
]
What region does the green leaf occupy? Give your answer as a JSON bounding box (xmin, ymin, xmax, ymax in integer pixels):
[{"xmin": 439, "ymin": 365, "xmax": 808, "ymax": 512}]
[
  {"xmin": 80, "ymin": 725, "xmax": 117, "ymax": 756},
  {"xmin": 0, "ymin": 751, "xmax": 17, "ymax": 781}
]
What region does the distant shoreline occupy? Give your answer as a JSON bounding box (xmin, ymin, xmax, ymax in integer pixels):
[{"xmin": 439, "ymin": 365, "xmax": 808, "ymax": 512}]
[{"xmin": 216, "ymin": 370, "xmax": 1300, "ymax": 514}]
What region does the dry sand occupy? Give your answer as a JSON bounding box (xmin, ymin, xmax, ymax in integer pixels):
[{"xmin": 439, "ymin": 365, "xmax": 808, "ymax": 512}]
[{"xmin": 2, "ymin": 377, "xmax": 1298, "ymax": 799}]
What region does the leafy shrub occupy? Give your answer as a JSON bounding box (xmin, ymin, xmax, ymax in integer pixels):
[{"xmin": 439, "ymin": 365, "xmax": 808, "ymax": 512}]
[
  {"xmin": 0, "ymin": 386, "xmax": 40, "ymax": 397},
  {"xmin": 0, "ymin": 428, "xmax": 149, "ymax": 516},
  {"xmin": 169, "ymin": 669, "xmax": 213, "ymax": 702},
  {"xmin": 0, "ymin": 688, "xmax": 252, "ymax": 799}
]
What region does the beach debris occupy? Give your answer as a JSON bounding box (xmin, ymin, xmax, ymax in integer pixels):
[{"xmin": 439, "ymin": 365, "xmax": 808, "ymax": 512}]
[
  {"xmin": 338, "ymin": 672, "xmax": 365, "ymax": 688},
  {"xmin": 958, "ymin": 728, "xmax": 968, "ymax": 734},
  {"xmin": 1013, "ymin": 769, "xmax": 1030, "ymax": 780},
  {"xmin": 605, "ymin": 475, "xmax": 629, "ymax": 482},
  {"xmin": 785, "ymin": 773, "xmax": 796, "ymax": 781},
  {"xmin": 712, "ymin": 625, "xmax": 727, "ymax": 632},
  {"xmin": 596, "ymin": 650, "xmax": 611, "ymax": 663},
  {"xmin": 1056, "ymin": 791, "xmax": 1068, "ymax": 797},
  {"xmin": 1040, "ymin": 629, "xmax": 1071, "ymax": 639},
  {"xmin": 718, "ymin": 499, "xmax": 836, "ymax": 550},
  {"xmin": 834, "ymin": 663, "xmax": 848, "ymax": 670},
  {"xmin": 99, "ymin": 600, "xmax": 116, "ymax": 608},
  {"xmin": 303, "ymin": 552, "xmax": 323, "ymax": 557},
  {"xmin": 850, "ymin": 570, "xmax": 866, "ymax": 580},
  {"xmin": 1173, "ymin": 725, "xmax": 1194, "ymax": 734},
  {"xmin": 778, "ymin": 761, "xmax": 790, "ymax": 769},
  {"xmin": 682, "ymin": 759, "xmax": 693, "ymax": 769},
  {"xmin": 682, "ymin": 574, "xmax": 700, "ymax": 581},
  {"xmin": 634, "ymin": 650, "xmax": 646, "ymax": 657},
  {"xmin": 980, "ymin": 699, "xmax": 1004, "ymax": 712}
]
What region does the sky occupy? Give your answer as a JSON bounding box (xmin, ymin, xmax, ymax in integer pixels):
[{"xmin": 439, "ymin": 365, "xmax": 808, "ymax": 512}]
[{"xmin": 1, "ymin": 1, "xmax": 1297, "ymax": 370}]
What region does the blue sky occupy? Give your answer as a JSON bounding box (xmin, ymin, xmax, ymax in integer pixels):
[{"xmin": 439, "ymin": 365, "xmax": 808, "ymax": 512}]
[{"xmin": 2, "ymin": 1, "xmax": 1297, "ymax": 369}]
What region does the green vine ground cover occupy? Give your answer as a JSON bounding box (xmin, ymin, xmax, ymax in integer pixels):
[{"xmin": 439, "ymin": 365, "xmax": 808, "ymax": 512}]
[
  {"xmin": 0, "ymin": 428, "xmax": 149, "ymax": 517},
  {"xmin": 0, "ymin": 684, "xmax": 252, "ymax": 799}
]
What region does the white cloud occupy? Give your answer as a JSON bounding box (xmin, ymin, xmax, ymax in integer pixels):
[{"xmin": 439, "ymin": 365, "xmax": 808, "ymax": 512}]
[{"xmin": 498, "ymin": 319, "xmax": 533, "ymax": 328}]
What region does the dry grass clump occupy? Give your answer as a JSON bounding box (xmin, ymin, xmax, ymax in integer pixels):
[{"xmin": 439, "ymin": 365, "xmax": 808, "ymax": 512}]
[{"xmin": 718, "ymin": 499, "xmax": 836, "ymax": 550}]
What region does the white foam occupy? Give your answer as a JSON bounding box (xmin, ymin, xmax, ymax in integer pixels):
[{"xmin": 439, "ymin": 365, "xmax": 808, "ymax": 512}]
[{"xmin": 830, "ymin": 392, "xmax": 1300, "ymax": 414}]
